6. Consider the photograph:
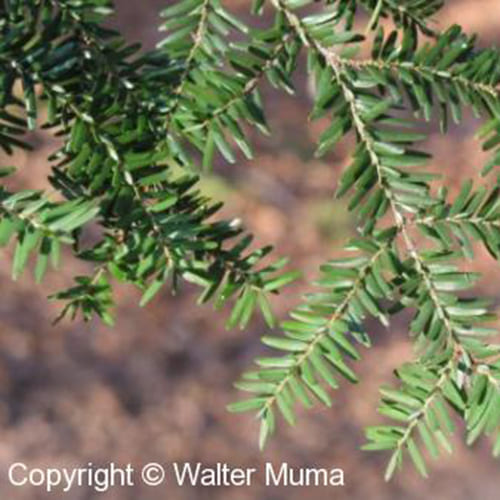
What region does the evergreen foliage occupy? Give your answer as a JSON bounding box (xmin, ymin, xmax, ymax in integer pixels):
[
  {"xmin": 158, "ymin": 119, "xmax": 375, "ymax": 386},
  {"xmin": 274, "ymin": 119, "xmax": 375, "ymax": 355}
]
[{"xmin": 2, "ymin": 0, "xmax": 500, "ymax": 480}]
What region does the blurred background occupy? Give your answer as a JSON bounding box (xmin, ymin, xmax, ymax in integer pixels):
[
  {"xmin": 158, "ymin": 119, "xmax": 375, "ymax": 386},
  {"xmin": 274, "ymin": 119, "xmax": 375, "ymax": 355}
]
[{"xmin": 0, "ymin": 1, "xmax": 499, "ymax": 498}]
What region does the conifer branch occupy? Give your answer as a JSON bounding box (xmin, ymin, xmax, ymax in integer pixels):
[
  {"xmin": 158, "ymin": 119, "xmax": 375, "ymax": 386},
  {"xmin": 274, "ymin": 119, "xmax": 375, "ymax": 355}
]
[
  {"xmin": 182, "ymin": 32, "xmax": 295, "ymax": 135},
  {"xmin": 163, "ymin": 0, "xmax": 212, "ymax": 127},
  {"xmin": 256, "ymin": 238, "xmax": 392, "ymax": 426},
  {"xmin": 341, "ymin": 57, "xmax": 500, "ymax": 99},
  {"xmin": 3, "ymin": 0, "xmax": 500, "ymax": 481}
]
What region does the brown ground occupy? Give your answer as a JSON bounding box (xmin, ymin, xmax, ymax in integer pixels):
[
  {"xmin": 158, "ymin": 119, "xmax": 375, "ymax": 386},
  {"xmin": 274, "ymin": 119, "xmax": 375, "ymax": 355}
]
[{"xmin": 0, "ymin": 1, "xmax": 499, "ymax": 499}]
